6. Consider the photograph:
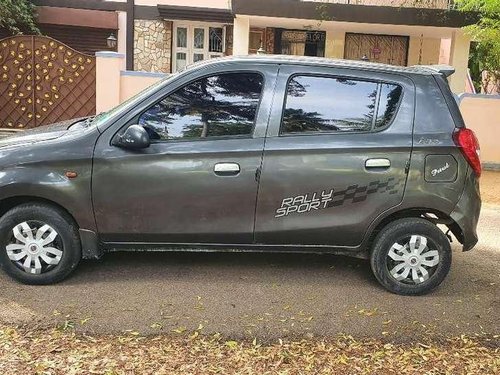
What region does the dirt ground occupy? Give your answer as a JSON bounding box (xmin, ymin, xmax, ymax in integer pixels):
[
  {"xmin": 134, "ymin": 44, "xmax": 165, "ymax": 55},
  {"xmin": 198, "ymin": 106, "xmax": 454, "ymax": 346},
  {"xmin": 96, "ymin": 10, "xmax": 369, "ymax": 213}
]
[{"xmin": 482, "ymin": 170, "xmax": 500, "ymax": 205}]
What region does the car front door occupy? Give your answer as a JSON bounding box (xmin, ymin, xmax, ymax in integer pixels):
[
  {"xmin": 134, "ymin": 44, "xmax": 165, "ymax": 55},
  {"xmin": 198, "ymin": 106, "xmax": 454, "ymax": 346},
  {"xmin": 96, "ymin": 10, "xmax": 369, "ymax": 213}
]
[
  {"xmin": 92, "ymin": 64, "xmax": 278, "ymax": 244},
  {"xmin": 255, "ymin": 65, "xmax": 414, "ymax": 248}
]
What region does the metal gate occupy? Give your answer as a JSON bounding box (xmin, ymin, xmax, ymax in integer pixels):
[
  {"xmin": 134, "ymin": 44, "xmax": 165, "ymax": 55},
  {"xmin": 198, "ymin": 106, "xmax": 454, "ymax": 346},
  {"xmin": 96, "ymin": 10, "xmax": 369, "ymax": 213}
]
[
  {"xmin": 344, "ymin": 33, "xmax": 409, "ymax": 66},
  {"xmin": 0, "ymin": 35, "xmax": 96, "ymax": 129}
]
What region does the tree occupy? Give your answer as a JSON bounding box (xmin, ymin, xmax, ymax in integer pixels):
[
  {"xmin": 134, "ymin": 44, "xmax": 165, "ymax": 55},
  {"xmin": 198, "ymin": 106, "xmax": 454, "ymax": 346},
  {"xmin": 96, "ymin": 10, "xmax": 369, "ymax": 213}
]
[
  {"xmin": 139, "ymin": 73, "xmax": 263, "ymax": 140},
  {"xmin": 456, "ymin": 0, "xmax": 500, "ymax": 93},
  {"xmin": 0, "ymin": 0, "xmax": 39, "ymax": 35}
]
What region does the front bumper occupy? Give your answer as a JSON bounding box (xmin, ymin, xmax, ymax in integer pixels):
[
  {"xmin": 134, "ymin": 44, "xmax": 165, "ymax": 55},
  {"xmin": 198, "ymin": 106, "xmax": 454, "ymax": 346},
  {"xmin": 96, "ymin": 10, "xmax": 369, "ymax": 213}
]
[{"xmin": 450, "ymin": 168, "xmax": 481, "ymax": 251}]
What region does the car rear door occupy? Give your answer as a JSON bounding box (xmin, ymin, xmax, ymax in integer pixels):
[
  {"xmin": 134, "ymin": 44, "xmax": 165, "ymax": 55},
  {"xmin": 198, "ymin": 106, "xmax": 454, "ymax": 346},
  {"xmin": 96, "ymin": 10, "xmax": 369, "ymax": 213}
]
[
  {"xmin": 254, "ymin": 64, "xmax": 415, "ymax": 247},
  {"xmin": 92, "ymin": 63, "xmax": 278, "ymax": 244}
]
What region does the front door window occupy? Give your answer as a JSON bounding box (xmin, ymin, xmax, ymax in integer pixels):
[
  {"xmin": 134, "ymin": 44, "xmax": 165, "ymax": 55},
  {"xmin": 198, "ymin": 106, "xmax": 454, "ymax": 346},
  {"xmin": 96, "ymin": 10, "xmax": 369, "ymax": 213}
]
[
  {"xmin": 173, "ymin": 24, "xmax": 224, "ymax": 72},
  {"xmin": 137, "ymin": 72, "xmax": 264, "ymax": 141}
]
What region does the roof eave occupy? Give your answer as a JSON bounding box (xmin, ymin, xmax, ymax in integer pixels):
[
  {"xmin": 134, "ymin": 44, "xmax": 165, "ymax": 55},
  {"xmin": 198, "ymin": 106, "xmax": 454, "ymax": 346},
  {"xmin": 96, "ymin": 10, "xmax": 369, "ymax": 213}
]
[{"xmin": 231, "ymin": 0, "xmax": 478, "ymax": 28}]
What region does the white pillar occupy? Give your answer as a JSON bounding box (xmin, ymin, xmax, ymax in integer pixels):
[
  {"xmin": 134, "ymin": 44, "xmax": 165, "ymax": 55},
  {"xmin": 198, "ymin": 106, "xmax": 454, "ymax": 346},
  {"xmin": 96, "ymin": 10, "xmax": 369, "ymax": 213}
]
[
  {"xmin": 95, "ymin": 51, "xmax": 125, "ymax": 113},
  {"xmin": 439, "ymin": 38, "xmax": 451, "ymax": 65},
  {"xmin": 325, "ymin": 29, "xmax": 345, "ymax": 59},
  {"xmin": 448, "ymin": 30, "xmax": 471, "ymax": 94},
  {"xmin": 117, "ymin": 11, "xmax": 127, "ymax": 57},
  {"xmin": 233, "ymin": 16, "xmax": 250, "ymax": 56}
]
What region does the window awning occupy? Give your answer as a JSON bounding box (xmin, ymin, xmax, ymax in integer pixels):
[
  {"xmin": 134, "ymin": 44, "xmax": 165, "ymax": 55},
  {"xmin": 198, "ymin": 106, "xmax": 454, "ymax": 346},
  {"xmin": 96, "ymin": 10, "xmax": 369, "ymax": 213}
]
[{"xmin": 157, "ymin": 5, "xmax": 233, "ymax": 24}]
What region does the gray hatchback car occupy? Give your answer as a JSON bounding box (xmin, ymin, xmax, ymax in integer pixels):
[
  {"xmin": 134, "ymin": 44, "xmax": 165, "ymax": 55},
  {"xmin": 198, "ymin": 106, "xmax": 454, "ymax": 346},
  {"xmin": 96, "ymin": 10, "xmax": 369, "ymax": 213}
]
[{"xmin": 0, "ymin": 56, "xmax": 481, "ymax": 295}]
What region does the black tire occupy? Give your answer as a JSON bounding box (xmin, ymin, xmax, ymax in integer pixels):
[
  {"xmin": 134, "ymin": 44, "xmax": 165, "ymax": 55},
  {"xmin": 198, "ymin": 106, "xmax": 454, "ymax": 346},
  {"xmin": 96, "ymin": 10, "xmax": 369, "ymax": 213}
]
[
  {"xmin": 0, "ymin": 203, "xmax": 81, "ymax": 284},
  {"xmin": 370, "ymin": 218, "xmax": 452, "ymax": 296}
]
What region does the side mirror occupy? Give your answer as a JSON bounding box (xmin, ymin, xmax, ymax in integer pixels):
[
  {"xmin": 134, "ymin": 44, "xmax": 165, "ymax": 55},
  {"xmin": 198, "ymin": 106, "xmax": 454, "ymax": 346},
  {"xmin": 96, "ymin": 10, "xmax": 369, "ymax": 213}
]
[{"xmin": 115, "ymin": 125, "xmax": 150, "ymax": 149}]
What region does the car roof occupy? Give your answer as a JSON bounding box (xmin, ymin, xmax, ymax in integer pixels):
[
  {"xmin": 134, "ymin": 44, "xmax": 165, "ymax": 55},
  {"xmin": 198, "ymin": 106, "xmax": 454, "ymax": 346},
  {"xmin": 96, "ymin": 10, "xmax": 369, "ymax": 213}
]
[{"xmin": 190, "ymin": 54, "xmax": 452, "ymax": 77}]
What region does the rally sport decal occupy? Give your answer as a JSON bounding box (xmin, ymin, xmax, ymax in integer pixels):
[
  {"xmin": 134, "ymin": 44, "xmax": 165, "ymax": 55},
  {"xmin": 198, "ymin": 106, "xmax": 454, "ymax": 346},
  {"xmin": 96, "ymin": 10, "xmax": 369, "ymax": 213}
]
[{"xmin": 275, "ymin": 177, "xmax": 403, "ymax": 218}]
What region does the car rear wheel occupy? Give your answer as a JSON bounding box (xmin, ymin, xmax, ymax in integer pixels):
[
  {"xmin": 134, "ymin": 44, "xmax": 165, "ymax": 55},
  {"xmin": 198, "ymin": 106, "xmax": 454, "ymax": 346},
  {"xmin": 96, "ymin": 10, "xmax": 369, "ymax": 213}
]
[
  {"xmin": 370, "ymin": 218, "xmax": 451, "ymax": 295},
  {"xmin": 0, "ymin": 203, "xmax": 81, "ymax": 284}
]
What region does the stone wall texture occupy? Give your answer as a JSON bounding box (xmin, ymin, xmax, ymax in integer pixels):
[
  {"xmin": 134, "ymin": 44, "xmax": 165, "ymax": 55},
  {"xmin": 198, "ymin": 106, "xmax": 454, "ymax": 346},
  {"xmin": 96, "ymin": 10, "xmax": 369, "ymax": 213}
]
[{"xmin": 134, "ymin": 19, "xmax": 172, "ymax": 73}]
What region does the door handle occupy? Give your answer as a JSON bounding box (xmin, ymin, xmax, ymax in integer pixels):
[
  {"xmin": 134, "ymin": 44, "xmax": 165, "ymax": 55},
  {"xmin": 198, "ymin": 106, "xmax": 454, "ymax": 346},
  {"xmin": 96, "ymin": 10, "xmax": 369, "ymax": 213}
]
[
  {"xmin": 365, "ymin": 158, "xmax": 391, "ymax": 169},
  {"xmin": 214, "ymin": 162, "xmax": 240, "ymax": 176}
]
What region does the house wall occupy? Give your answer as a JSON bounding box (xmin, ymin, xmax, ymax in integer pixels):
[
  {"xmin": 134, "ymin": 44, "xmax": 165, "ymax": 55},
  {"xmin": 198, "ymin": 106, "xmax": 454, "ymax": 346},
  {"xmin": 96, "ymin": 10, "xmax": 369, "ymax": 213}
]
[
  {"xmin": 96, "ymin": 52, "xmax": 125, "ymax": 114},
  {"xmin": 449, "ymin": 31, "xmax": 470, "ymax": 94},
  {"xmin": 134, "ymin": 19, "xmax": 172, "ymax": 73},
  {"xmin": 36, "ymin": 6, "xmax": 118, "ymax": 29},
  {"xmin": 407, "ymin": 36, "xmax": 440, "ymax": 65},
  {"xmin": 120, "ymin": 72, "xmax": 166, "ymax": 101},
  {"xmin": 459, "ymin": 95, "xmax": 500, "ymax": 166},
  {"xmin": 96, "ymin": 52, "xmax": 167, "ymax": 112},
  {"xmin": 439, "ymin": 38, "xmax": 451, "ymax": 64}
]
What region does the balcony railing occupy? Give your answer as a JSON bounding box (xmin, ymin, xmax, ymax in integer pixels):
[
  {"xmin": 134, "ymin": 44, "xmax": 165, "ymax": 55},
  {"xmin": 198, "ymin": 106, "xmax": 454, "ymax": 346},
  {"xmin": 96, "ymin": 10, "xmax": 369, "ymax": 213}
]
[{"xmin": 301, "ymin": 0, "xmax": 452, "ymax": 10}]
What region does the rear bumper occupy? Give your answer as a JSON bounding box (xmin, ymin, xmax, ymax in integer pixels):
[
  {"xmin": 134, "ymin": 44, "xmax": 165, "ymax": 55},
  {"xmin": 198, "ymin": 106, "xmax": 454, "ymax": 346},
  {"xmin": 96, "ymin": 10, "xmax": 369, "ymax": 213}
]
[{"xmin": 450, "ymin": 169, "xmax": 481, "ymax": 251}]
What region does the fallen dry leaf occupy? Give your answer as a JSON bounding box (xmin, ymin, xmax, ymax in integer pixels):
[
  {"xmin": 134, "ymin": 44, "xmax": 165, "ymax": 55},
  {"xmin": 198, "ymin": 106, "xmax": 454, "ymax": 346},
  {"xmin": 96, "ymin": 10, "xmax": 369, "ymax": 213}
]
[{"xmin": 0, "ymin": 324, "xmax": 497, "ymax": 375}]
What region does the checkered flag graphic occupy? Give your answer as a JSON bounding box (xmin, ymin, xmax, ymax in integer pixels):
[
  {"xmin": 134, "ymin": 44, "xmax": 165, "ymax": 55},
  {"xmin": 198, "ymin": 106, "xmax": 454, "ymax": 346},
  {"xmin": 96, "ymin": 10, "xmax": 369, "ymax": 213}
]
[{"xmin": 327, "ymin": 178, "xmax": 402, "ymax": 208}]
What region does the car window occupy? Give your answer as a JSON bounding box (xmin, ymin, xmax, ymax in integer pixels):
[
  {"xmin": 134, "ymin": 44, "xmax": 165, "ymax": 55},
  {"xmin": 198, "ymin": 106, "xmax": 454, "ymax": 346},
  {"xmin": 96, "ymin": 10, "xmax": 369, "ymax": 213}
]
[
  {"xmin": 138, "ymin": 72, "xmax": 263, "ymax": 141},
  {"xmin": 281, "ymin": 75, "xmax": 402, "ymax": 134},
  {"xmin": 375, "ymin": 83, "xmax": 403, "ymax": 129}
]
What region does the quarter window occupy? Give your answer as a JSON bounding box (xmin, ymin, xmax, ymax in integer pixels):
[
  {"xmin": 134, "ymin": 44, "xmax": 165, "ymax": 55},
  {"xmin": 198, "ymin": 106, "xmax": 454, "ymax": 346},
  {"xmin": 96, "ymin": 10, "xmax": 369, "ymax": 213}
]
[
  {"xmin": 375, "ymin": 83, "xmax": 403, "ymax": 129},
  {"xmin": 138, "ymin": 73, "xmax": 263, "ymax": 141},
  {"xmin": 281, "ymin": 75, "xmax": 402, "ymax": 134}
]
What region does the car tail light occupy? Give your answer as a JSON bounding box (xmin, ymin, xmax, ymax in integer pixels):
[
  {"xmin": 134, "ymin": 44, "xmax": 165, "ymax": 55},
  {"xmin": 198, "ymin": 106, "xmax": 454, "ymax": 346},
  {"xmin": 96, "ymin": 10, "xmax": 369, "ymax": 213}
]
[{"xmin": 453, "ymin": 128, "xmax": 481, "ymax": 177}]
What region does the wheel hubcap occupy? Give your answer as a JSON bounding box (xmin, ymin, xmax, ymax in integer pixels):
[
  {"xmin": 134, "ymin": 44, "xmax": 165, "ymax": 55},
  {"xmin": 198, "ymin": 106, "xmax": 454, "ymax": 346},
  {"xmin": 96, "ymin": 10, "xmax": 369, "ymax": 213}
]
[
  {"xmin": 5, "ymin": 221, "xmax": 62, "ymax": 274},
  {"xmin": 387, "ymin": 235, "xmax": 440, "ymax": 284}
]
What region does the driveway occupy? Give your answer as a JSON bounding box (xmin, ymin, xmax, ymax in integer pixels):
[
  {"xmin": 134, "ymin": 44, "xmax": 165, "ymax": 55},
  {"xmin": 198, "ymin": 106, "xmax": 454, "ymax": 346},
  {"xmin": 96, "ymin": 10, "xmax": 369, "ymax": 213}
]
[{"xmin": 0, "ymin": 207, "xmax": 498, "ymax": 342}]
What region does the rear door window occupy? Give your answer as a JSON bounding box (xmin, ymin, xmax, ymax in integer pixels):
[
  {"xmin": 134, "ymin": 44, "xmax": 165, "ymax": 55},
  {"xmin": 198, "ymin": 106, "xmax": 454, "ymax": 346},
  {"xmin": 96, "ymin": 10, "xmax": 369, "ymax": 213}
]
[{"xmin": 281, "ymin": 75, "xmax": 402, "ymax": 134}]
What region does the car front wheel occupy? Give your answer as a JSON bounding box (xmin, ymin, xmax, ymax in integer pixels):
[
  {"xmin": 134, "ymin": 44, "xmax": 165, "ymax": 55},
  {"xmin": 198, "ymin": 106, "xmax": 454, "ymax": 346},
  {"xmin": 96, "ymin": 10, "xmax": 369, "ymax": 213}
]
[
  {"xmin": 0, "ymin": 203, "xmax": 81, "ymax": 284},
  {"xmin": 370, "ymin": 218, "xmax": 452, "ymax": 295}
]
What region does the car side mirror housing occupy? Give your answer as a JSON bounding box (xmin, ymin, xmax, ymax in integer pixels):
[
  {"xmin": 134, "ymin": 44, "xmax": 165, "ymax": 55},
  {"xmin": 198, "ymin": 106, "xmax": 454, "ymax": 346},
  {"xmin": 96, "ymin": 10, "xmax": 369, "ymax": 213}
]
[{"xmin": 115, "ymin": 125, "xmax": 150, "ymax": 149}]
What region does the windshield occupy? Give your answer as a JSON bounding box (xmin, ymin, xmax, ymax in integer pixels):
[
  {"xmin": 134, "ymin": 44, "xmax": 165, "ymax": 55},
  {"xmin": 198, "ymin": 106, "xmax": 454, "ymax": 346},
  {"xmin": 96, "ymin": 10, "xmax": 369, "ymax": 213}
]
[{"xmin": 87, "ymin": 73, "xmax": 178, "ymax": 128}]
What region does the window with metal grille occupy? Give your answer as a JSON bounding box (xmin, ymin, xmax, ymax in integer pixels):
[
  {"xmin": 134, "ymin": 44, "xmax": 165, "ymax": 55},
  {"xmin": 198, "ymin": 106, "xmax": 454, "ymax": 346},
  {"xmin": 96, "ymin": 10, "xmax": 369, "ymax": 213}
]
[{"xmin": 209, "ymin": 27, "xmax": 223, "ymax": 53}]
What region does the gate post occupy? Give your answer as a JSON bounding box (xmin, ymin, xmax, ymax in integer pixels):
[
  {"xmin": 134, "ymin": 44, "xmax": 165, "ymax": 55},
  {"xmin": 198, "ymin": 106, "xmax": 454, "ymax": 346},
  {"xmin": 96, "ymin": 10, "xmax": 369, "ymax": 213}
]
[{"xmin": 96, "ymin": 51, "xmax": 125, "ymax": 113}]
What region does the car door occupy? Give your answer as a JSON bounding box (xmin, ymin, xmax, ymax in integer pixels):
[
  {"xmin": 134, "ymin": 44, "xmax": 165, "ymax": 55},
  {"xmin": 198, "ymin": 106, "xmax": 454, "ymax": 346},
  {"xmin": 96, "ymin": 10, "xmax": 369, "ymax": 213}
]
[
  {"xmin": 92, "ymin": 64, "xmax": 278, "ymax": 244},
  {"xmin": 255, "ymin": 65, "xmax": 414, "ymax": 247}
]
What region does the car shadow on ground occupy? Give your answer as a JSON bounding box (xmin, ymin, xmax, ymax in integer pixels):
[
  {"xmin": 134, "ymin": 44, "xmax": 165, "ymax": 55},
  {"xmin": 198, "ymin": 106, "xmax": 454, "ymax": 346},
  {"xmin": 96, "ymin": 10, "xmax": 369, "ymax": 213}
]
[
  {"xmin": 69, "ymin": 250, "xmax": 377, "ymax": 286},
  {"xmin": 60, "ymin": 246, "xmax": 495, "ymax": 300}
]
